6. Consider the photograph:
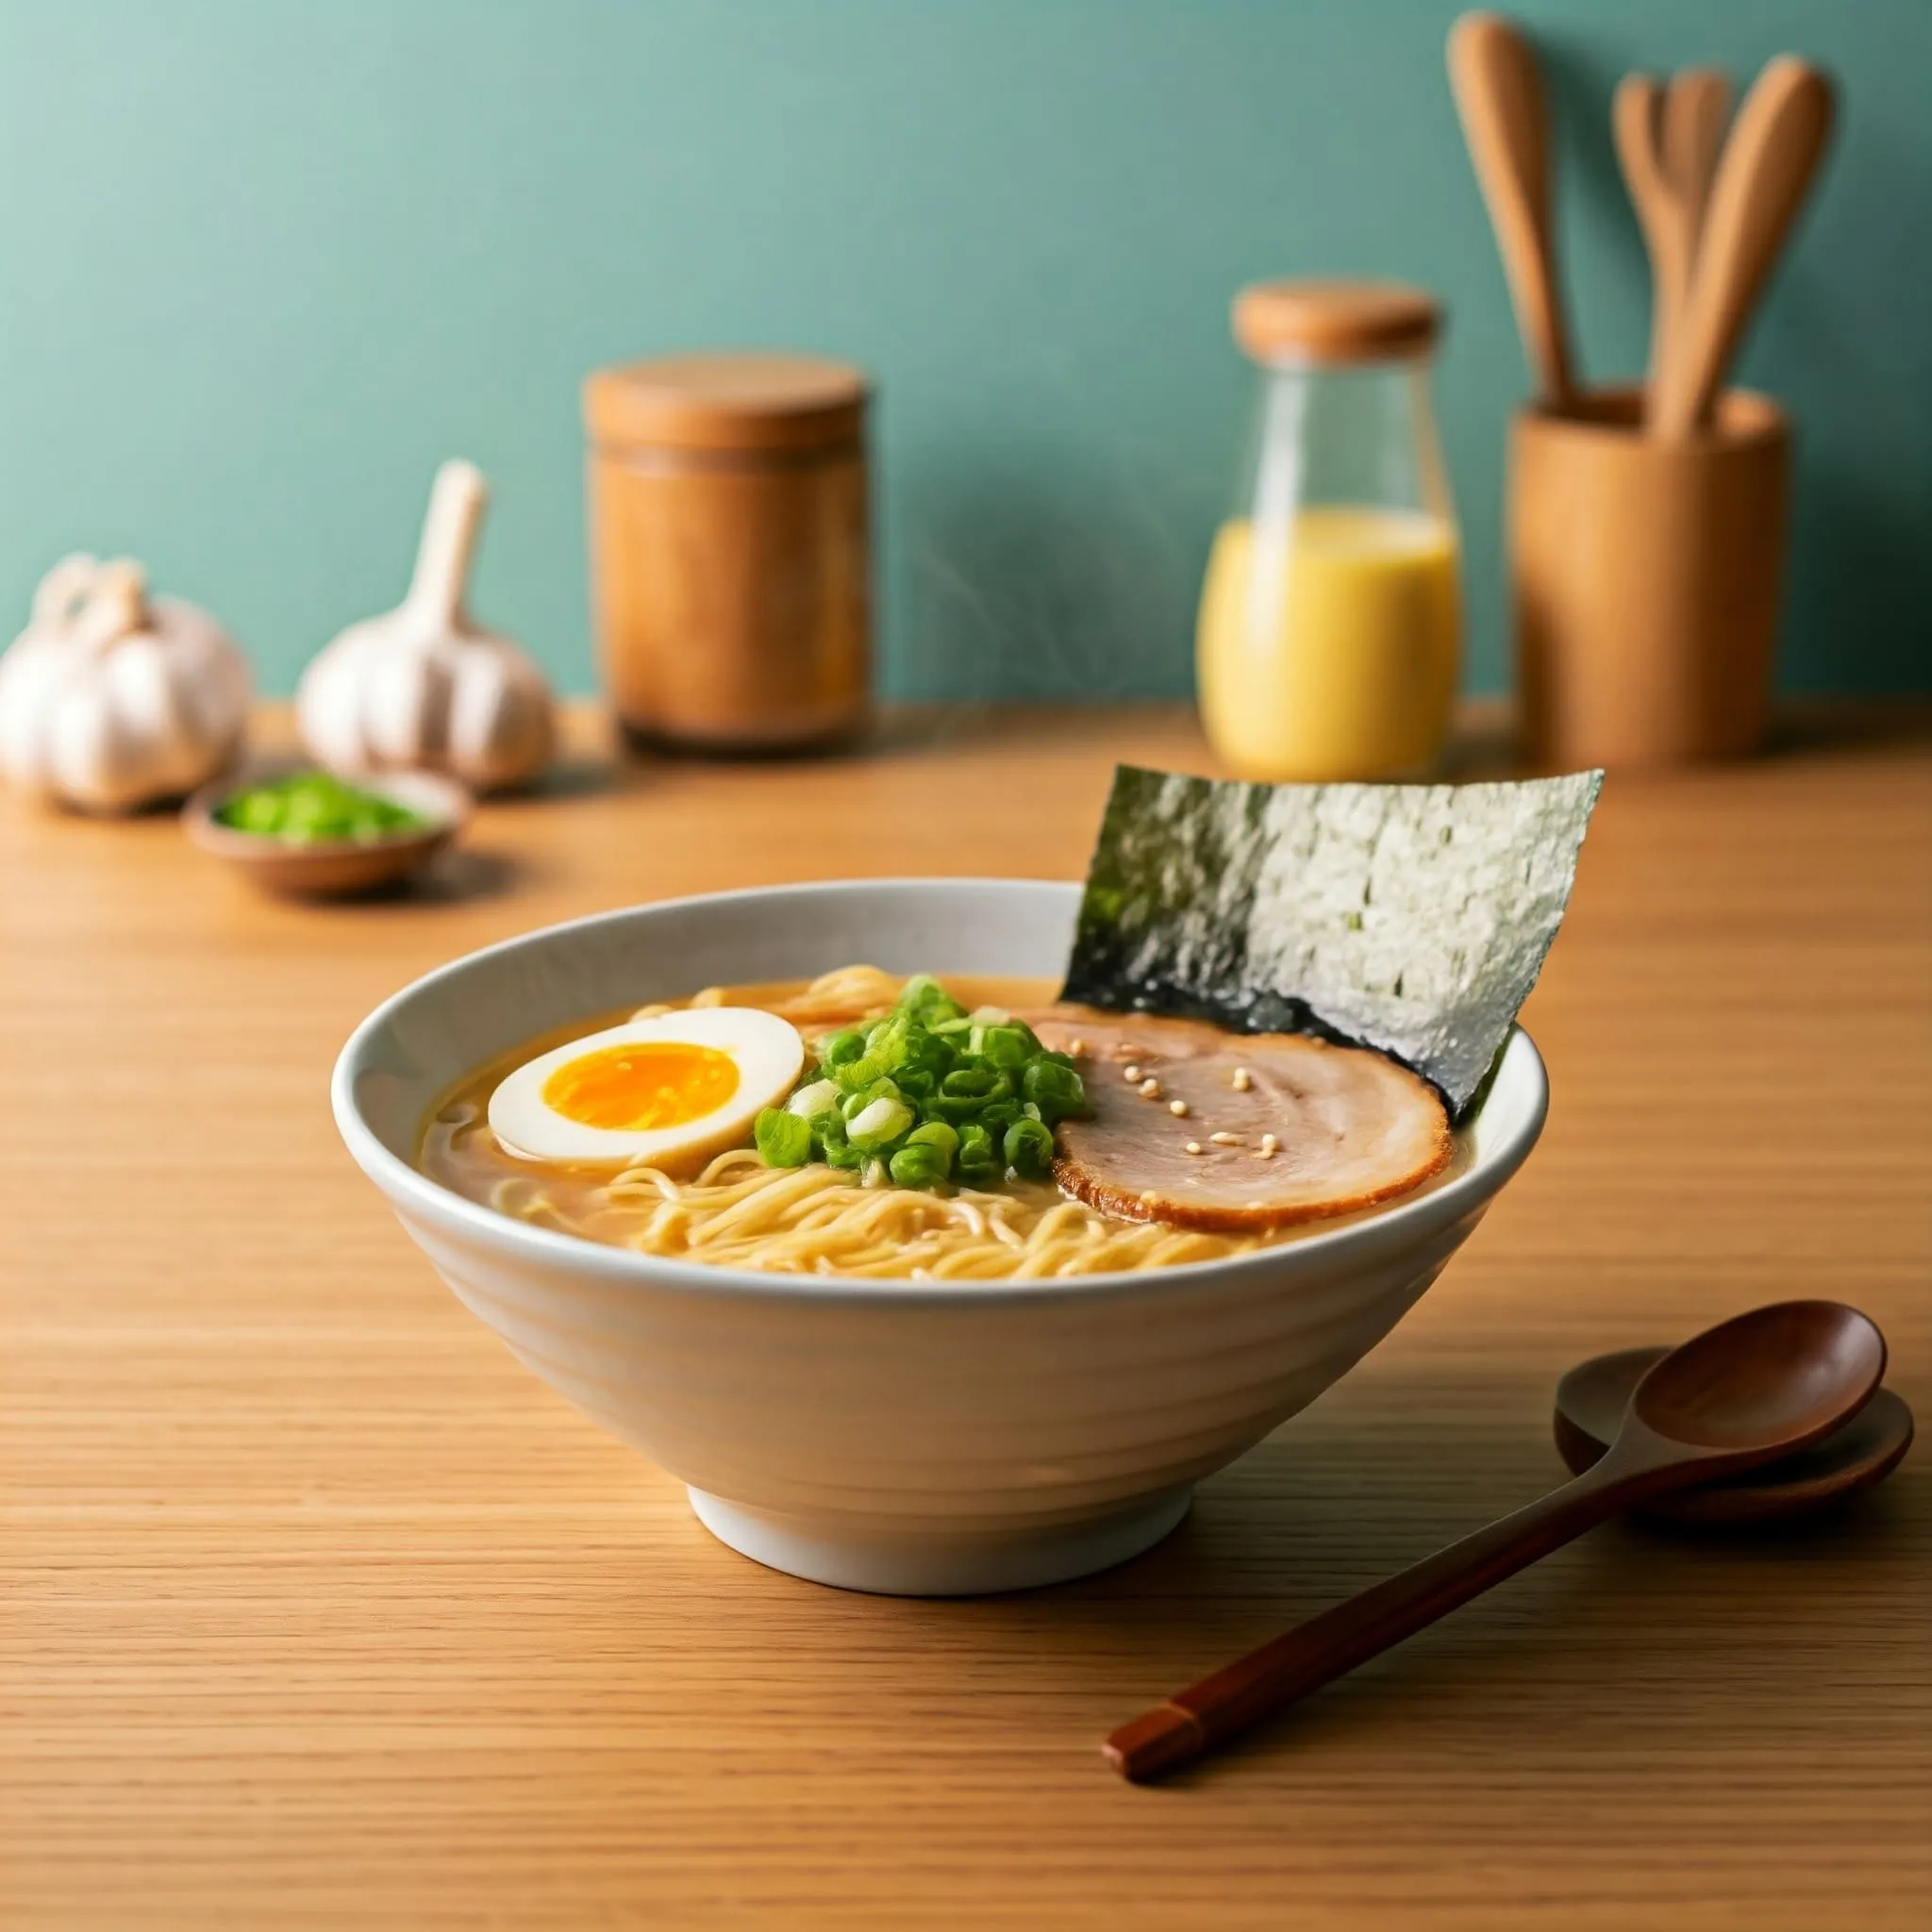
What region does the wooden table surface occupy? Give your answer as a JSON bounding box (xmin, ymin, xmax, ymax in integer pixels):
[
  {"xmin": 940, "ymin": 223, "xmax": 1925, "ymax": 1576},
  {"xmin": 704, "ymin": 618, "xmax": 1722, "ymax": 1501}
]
[{"xmin": 4, "ymin": 706, "xmax": 1928, "ymax": 1930}]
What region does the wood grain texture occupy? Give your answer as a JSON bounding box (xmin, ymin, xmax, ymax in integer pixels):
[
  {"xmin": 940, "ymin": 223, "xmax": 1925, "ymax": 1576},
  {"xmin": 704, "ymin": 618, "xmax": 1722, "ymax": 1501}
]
[{"xmin": 3, "ymin": 704, "xmax": 1928, "ymax": 1930}]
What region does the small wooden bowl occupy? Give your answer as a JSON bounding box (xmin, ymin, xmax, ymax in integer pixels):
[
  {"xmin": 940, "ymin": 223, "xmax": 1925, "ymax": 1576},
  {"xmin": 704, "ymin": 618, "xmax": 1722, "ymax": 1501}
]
[{"xmin": 184, "ymin": 766, "xmax": 470, "ymax": 897}]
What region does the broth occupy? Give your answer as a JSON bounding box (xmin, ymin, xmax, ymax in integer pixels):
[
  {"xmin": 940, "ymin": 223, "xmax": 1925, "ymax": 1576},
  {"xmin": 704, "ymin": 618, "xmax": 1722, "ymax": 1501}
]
[{"xmin": 418, "ymin": 966, "xmax": 1468, "ymax": 1280}]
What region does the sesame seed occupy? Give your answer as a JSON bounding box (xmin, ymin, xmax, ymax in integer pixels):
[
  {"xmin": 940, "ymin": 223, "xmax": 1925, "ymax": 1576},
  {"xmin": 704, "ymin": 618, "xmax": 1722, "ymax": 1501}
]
[
  {"xmin": 1168, "ymin": 1098, "xmax": 1190, "ymax": 1117},
  {"xmin": 1069, "ymin": 1039, "xmax": 1087, "ymax": 1058},
  {"xmin": 1139, "ymin": 1078, "xmax": 1161, "ymax": 1099},
  {"xmin": 1209, "ymin": 1131, "xmax": 1241, "ymax": 1145},
  {"xmin": 1123, "ymin": 1064, "xmax": 1142, "ymax": 1083},
  {"xmin": 1139, "ymin": 1189, "xmax": 1158, "ymax": 1206},
  {"xmin": 1184, "ymin": 1141, "xmax": 1204, "ymax": 1156},
  {"xmin": 1258, "ymin": 1132, "xmax": 1279, "ymax": 1158},
  {"xmin": 1244, "ymin": 1200, "xmax": 1264, "ymax": 1209},
  {"xmin": 1232, "ymin": 1067, "xmax": 1253, "ymax": 1091}
]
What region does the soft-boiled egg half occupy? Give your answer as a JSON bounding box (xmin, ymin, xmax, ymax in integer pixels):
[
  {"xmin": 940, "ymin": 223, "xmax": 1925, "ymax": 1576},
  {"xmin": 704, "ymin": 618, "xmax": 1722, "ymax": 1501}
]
[{"xmin": 488, "ymin": 1008, "xmax": 805, "ymax": 1169}]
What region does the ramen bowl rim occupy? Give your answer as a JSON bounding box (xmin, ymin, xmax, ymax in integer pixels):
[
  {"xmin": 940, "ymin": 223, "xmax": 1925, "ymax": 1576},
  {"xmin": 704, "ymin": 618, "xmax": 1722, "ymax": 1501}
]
[{"xmin": 331, "ymin": 876, "xmax": 1548, "ymax": 1307}]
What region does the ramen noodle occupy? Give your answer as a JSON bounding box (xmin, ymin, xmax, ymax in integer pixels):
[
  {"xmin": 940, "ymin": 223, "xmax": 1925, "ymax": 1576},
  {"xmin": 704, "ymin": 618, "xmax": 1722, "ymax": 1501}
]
[{"xmin": 419, "ymin": 966, "xmax": 1463, "ymax": 1280}]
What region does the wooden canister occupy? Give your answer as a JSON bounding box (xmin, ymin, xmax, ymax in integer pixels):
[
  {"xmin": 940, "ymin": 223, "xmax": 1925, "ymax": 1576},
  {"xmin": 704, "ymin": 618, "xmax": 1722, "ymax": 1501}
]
[
  {"xmin": 583, "ymin": 353, "xmax": 872, "ymax": 752},
  {"xmin": 1510, "ymin": 386, "xmax": 1790, "ymax": 769}
]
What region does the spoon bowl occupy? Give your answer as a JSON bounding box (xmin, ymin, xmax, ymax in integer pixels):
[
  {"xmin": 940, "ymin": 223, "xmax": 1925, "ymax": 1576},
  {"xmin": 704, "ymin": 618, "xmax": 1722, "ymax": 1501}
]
[
  {"xmin": 1628, "ymin": 1299, "xmax": 1886, "ymax": 1457},
  {"xmin": 1556, "ymin": 1344, "xmax": 1911, "ymax": 1524}
]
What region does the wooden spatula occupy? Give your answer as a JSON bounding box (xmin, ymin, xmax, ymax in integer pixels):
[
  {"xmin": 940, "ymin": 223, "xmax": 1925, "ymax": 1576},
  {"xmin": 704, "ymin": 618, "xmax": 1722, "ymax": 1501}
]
[
  {"xmin": 1660, "ymin": 66, "xmax": 1731, "ymax": 233},
  {"xmin": 1448, "ymin": 11, "xmax": 1576, "ymax": 408},
  {"xmin": 1617, "ymin": 70, "xmax": 1735, "ymax": 418},
  {"xmin": 1649, "ymin": 57, "xmax": 1834, "ymax": 440},
  {"xmin": 1612, "ymin": 76, "xmax": 1674, "ymax": 394}
]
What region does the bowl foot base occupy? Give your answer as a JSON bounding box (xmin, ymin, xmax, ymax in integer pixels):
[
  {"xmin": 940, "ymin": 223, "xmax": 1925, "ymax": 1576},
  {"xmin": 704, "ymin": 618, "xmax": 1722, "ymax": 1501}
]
[{"xmin": 687, "ymin": 1486, "xmax": 1193, "ymax": 1596}]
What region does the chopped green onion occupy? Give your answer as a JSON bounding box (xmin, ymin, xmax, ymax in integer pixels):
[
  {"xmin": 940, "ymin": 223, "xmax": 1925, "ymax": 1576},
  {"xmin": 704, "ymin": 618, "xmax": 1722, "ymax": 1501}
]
[
  {"xmin": 755, "ymin": 1108, "xmax": 812, "ymax": 1168},
  {"xmin": 819, "ymin": 1028, "xmax": 866, "ymax": 1070},
  {"xmin": 1023, "ymin": 1058, "xmax": 1086, "ymax": 1124},
  {"xmin": 833, "ymin": 1051, "xmax": 891, "ymax": 1092},
  {"xmin": 846, "ymin": 1094, "xmax": 914, "ymax": 1148},
  {"xmin": 888, "ymin": 1141, "xmax": 949, "ymax": 1188},
  {"xmin": 757, "ymin": 974, "xmax": 1091, "ymax": 1189},
  {"xmin": 860, "ymin": 1016, "xmax": 909, "ymax": 1069},
  {"xmin": 941, "ymin": 1066, "xmax": 1002, "ymax": 1100},
  {"xmin": 955, "ymin": 1120, "xmax": 999, "ymax": 1184},
  {"xmin": 213, "ymin": 770, "xmax": 427, "ymax": 846},
  {"xmin": 841, "ymin": 1077, "xmax": 903, "ymax": 1123},
  {"xmin": 814, "ymin": 1114, "xmax": 864, "ymax": 1169},
  {"xmin": 897, "ymin": 974, "xmax": 966, "ymax": 1024},
  {"xmin": 905, "ymin": 1119, "xmax": 958, "ymax": 1165},
  {"xmin": 1003, "ymin": 1117, "xmax": 1055, "ymax": 1178},
  {"xmin": 977, "ymin": 1023, "xmax": 1039, "ymax": 1070},
  {"xmin": 786, "ymin": 1078, "xmax": 841, "ymax": 1120},
  {"xmin": 932, "ymin": 1077, "xmax": 1014, "ymax": 1123}
]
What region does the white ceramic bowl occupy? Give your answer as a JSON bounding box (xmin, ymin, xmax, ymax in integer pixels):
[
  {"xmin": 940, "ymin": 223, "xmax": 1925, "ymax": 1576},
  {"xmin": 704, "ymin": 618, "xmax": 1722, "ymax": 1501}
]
[{"xmin": 333, "ymin": 879, "xmax": 1547, "ymax": 1595}]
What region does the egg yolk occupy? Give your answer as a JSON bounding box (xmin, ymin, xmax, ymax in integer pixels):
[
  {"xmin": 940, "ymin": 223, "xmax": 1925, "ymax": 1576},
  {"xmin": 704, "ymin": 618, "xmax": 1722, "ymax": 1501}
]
[{"xmin": 541, "ymin": 1041, "xmax": 740, "ymax": 1132}]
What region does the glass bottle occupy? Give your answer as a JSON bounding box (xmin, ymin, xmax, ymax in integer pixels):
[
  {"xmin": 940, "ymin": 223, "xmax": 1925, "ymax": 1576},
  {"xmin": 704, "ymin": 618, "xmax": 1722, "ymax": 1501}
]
[{"xmin": 1196, "ymin": 281, "xmax": 1460, "ymax": 782}]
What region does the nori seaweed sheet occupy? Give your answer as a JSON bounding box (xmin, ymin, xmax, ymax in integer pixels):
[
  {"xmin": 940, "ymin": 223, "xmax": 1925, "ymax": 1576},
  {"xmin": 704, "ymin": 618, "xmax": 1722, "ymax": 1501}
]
[{"xmin": 1060, "ymin": 765, "xmax": 1603, "ymax": 1119}]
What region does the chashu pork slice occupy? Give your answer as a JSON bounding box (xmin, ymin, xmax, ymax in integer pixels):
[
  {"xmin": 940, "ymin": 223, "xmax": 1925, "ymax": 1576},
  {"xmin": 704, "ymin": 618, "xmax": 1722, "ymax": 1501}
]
[{"xmin": 1052, "ymin": 1031, "xmax": 1452, "ymax": 1234}]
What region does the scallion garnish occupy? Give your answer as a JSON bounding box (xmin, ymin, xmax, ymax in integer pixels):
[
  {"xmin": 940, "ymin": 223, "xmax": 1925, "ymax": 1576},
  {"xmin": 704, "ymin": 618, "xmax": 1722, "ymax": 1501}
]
[
  {"xmin": 756, "ymin": 975, "xmax": 1087, "ymax": 1191},
  {"xmin": 214, "ymin": 770, "xmax": 426, "ymax": 845},
  {"xmin": 754, "ymin": 1108, "xmax": 812, "ymax": 1168}
]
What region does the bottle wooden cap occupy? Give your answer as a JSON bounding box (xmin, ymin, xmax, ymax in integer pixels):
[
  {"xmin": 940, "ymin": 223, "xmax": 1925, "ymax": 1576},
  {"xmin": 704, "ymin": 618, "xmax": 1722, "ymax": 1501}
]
[
  {"xmin": 1232, "ymin": 281, "xmax": 1441, "ymax": 366},
  {"xmin": 584, "ymin": 352, "xmax": 869, "ymax": 454}
]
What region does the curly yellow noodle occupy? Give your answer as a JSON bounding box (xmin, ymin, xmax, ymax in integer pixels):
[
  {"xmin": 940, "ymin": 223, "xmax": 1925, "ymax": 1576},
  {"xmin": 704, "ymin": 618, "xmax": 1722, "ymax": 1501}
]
[
  {"xmin": 461, "ymin": 1134, "xmax": 1281, "ymax": 1279},
  {"xmin": 419, "ymin": 967, "xmax": 1384, "ymax": 1281}
]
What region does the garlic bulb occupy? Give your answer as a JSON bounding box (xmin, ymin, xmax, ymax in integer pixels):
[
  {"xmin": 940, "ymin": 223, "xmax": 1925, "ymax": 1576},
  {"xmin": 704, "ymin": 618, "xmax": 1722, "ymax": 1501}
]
[
  {"xmin": 297, "ymin": 460, "xmax": 555, "ymax": 792},
  {"xmin": 0, "ymin": 556, "xmax": 251, "ymax": 813}
]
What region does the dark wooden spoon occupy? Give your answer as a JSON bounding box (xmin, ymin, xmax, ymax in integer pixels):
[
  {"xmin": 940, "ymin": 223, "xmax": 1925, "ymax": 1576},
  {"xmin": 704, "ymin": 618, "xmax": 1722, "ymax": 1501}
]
[
  {"xmin": 1104, "ymin": 1300, "xmax": 1886, "ymax": 1783},
  {"xmin": 1556, "ymin": 1344, "xmax": 1912, "ymax": 1524}
]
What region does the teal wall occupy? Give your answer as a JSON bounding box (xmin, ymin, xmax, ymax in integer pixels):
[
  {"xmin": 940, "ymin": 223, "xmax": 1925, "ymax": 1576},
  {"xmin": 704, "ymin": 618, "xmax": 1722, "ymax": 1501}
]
[{"xmin": 0, "ymin": 1, "xmax": 1924, "ymax": 701}]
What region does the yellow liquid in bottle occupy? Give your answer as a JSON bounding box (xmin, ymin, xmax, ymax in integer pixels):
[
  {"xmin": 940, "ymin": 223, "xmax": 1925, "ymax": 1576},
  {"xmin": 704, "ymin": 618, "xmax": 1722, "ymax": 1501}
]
[{"xmin": 1195, "ymin": 507, "xmax": 1460, "ymax": 782}]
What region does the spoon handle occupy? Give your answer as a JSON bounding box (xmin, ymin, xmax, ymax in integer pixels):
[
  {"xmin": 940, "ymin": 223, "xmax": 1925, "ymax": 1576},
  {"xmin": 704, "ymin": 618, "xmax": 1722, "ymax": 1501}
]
[{"xmin": 1104, "ymin": 1446, "xmax": 1682, "ymax": 1783}]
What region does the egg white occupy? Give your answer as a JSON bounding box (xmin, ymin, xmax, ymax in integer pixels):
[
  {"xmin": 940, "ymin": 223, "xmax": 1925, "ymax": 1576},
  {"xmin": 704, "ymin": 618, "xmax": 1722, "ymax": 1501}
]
[{"xmin": 488, "ymin": 1007, "xmax": 805, "ymax": 1168}]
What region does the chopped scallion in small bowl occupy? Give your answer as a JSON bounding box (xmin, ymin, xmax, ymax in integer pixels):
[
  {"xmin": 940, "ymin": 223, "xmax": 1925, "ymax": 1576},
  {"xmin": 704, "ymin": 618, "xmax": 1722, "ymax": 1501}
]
[
  {"xmin": 186, "ymin": 764, "xmax": 469, "ymax": 897},
  {"xmin": 214, "ymin": 770, "xmax": 430, "ymax": 845}
]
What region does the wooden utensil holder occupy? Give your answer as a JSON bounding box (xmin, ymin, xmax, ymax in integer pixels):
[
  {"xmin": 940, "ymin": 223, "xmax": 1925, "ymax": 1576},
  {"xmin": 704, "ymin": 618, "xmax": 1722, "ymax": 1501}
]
[{"xmin": 1510, "ymin": 385, "xmax": 1790, "ymax": 769}]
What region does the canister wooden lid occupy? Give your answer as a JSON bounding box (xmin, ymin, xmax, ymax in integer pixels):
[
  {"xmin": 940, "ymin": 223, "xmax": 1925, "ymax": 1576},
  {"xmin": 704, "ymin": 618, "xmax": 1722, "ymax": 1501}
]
[
  {"xmin": 583, "ymin": 352, "xmax": 869, "ymax": 454},
  {"xmin": 1232, "ymin": 281, "xmax": 1441, "ymax": 365}
]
